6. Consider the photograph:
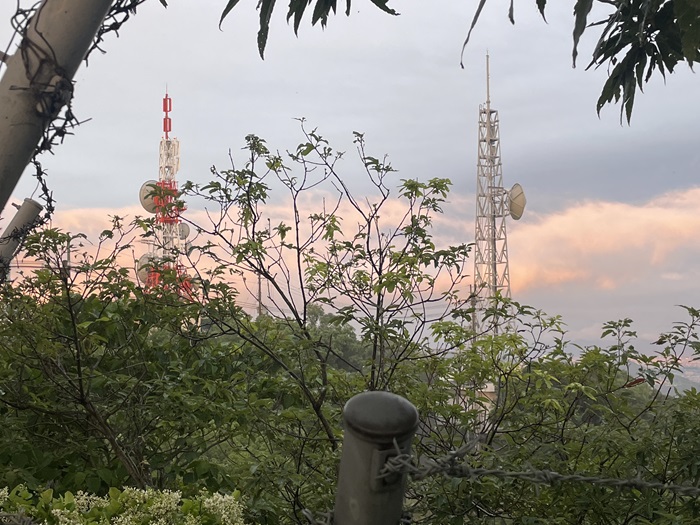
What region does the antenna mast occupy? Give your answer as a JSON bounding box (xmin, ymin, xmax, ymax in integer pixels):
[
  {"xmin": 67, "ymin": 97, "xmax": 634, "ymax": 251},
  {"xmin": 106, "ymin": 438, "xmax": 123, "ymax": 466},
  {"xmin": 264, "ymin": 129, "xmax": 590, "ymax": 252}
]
[
  {"xmin": 137, "ymin": 91, "xmax": 192, "ymax": 295},
  {"xmin": 473, "ymin": 55, "xmax": 513, "ymax": 330}
]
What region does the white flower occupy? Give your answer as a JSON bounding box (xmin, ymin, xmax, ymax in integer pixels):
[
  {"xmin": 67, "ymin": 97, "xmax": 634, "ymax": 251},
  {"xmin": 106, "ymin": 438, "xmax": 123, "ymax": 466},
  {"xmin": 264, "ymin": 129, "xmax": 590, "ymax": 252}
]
[
  {"xmin": 203, "ymin": 493, "xmax": 246, "ymax": 525},
  {"xmin": 52, "ymin": 507, "xmax": 80, "ymax": 525},
  {"xmin": 74, "ymin": 491, "xmax": 109, "ymax": 513}
]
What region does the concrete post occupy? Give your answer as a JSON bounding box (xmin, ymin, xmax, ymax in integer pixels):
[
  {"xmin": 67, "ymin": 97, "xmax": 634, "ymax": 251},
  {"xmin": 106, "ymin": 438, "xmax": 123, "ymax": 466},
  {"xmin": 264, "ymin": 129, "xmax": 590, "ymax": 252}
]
[
  {"xmin": 0, "ymin": 198, "xmax": 42, "ymax": 281},
  {"xmin": 0, "ymin": 0, "xmax": 114, "ymax": 216},
  {"xmin": 334, "ymin": 391, "xmax": 419, "ymax": 525}
]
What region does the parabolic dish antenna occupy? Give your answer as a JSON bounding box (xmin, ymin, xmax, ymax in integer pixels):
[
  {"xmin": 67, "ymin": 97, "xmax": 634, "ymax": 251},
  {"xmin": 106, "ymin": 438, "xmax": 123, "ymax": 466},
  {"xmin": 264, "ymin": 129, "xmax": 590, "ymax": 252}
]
[
  {"xmin": 136, "ymin": 254, "xmax": 153, "ymax": 282},
  {"xmin": 508, "ymin": 183, "xmax": 526, "ymax": 220},
  {"xmin": 139, "ymin": 180, "xmax": 159, "ymax": 214},
  {"xmin": 178, "ymin": 222, "xmax": 190, "ymax": 240}
]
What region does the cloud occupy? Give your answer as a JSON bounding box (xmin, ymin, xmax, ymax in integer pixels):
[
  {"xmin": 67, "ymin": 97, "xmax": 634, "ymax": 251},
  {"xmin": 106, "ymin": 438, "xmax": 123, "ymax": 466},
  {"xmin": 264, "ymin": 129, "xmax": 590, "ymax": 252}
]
[
  {"xmin": 508, "ymin": 187, "xmax": 700, "ymax": 293},
  {"xmin": 13, "ymin": 185, "xmax": 699, "ymax": 340},
  {"xmin": 25, "ymin": 185, "xmax": 700, "ymax": 299}
]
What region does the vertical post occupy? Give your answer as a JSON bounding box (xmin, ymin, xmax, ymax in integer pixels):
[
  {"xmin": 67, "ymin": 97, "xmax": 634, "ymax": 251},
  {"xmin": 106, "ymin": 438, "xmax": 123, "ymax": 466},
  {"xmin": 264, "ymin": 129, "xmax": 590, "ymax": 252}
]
[
  {"xmin": 0, "ymin": 198, "xmax": 43, "ymax": 282},
  {"xmin": 0, "ymin": 0, "xmax": 114, "ymax": 216},
  {"xmin": 334, "ymin": 391, "xmax": 419, "ymax": 525}
]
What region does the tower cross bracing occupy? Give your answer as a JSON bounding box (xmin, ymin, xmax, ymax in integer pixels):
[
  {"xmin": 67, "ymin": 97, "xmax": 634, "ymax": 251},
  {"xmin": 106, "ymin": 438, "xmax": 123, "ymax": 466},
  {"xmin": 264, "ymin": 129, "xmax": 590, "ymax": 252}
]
[{"xmin": 473, "ymin": 56, "xmax": 513, "ymax": 308}]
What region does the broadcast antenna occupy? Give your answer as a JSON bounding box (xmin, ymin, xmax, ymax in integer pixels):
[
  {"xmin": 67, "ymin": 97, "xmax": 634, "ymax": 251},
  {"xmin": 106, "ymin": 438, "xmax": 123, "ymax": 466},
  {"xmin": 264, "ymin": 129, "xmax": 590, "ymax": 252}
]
[
  {"xmin": 137, "ymin": 91, "xmax": 192, "ymax": 296},
  {"xmin": 472, "ymin": 54, "xmax": 526, "ymax": 333}
]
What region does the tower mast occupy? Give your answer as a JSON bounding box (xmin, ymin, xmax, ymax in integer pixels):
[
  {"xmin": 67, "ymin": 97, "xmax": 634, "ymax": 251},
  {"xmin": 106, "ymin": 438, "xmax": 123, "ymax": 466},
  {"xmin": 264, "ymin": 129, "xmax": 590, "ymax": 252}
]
[
  {"xmin": 137, "ymin": 91, "xmax": 191, "ymax": 295},
  {"xmin": 473, "ymin": 55, "xmax": 513, "ymax": 329}
]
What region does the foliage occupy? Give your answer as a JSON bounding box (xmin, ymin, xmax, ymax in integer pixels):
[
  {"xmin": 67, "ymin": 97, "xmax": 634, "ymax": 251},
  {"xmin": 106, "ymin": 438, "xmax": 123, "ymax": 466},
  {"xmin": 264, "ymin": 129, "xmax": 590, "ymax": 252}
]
[
  {"xmin": 463, "ymin": 0, "xmax": 700, "ymax": 122},
  {"xmin": 409, "ymin": 303, "xmax": 700, "ymax": 524},
  {"xmin": 3, "ymin": 129, "xmax": 700, "ymax": 524},
  {"xmin": 178, "ymin": 123, "xmax": 472, "ymax": 520},
  {"xmin": 0, "ymin": 485, "xmax": 246, "ymax": 525},
  {"xmin": 219, "ymin": 0, "xmax": 398, "ymax": 59},
  {"xmin": 0, "ymin": 225, "xmax": 242, "ymax": 494},
  {"xmin": 218, "ymin": 0, "xmax": 699, "ymax": 121}
]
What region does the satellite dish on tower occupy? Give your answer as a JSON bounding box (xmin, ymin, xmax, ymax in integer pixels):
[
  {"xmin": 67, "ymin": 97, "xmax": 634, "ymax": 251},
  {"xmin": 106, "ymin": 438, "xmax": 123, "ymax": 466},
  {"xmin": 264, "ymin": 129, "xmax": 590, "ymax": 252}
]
[
  {"xmin": 136, "ymin": 254, "xmax": 153, "ymax": 283},
  {"xmin": 139, "ymin": 180, "xmax": 159, "ymax": 214},
  {"xmin": 178, "ymin": 222, "xmax": 190, "ymax": 240},
  {"xmin": 508, "ymin": 183, "xmax": 526, "ymax": 220}
]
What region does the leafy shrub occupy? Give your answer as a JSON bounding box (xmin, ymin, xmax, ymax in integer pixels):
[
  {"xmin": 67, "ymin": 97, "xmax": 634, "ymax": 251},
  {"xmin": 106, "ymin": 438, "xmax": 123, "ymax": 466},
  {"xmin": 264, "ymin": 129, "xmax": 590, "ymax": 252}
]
[{"xmin": 0, "ymin": 485, "xmax": 246, "ymax": 525}]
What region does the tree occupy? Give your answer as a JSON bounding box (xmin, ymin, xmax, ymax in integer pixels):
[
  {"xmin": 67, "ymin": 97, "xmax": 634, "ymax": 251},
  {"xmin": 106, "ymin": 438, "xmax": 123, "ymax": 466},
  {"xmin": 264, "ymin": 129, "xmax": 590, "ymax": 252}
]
[
  {"xmin": 220, "ymin": 0, "xmax": 700, "ymax": 122},
  {"xmin": 168, "ymin": 126, "xmax": 700, "ymax": 522},
  {"xmin": 0, "ymin": 225, "xmax": 243, "ymax": 494},
  {"xmin": 3, "ymin": 129, "xmax": 700, "ymax": 524},
  {"xmin": 175, "ymin": 124, "xmax": 473, "ymax": 521}
]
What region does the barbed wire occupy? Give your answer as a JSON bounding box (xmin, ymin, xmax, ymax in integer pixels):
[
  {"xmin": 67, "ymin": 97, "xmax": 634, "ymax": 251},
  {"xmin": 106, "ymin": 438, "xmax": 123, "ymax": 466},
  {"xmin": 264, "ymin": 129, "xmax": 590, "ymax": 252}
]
[
  {"xmin": 1, "ymin": 0, "xmax": 154, "ymax": 224},
  {"xmin": 380, "ymin": 443, "xmax": 700, "ymax": 498},
  {"xmin": 87, "ymin": 0, "xmax": 149, "ymax": 61}
]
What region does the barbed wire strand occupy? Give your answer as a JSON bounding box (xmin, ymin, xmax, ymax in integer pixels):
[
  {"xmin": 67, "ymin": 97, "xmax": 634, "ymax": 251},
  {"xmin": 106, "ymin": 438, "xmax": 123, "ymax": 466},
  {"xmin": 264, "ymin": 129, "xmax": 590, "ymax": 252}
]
[
  {"xmin": 380, "ymin": 443, "xmax": 700, "ymax": 498},
  {"xmin": 2, "ymin": 0, "xmax": 151, "ymax": 226}
]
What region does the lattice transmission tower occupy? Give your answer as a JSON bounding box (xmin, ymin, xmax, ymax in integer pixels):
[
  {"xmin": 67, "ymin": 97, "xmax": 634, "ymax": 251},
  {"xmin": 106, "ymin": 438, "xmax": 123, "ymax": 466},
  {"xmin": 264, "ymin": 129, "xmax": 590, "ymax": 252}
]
[
  {"xmin": 472, "ymin": 55, "xmax": 526, "ymax": 330},
  {"xmin": 137, "ymin": 91, "xmax": 192, "ymax": 295}
]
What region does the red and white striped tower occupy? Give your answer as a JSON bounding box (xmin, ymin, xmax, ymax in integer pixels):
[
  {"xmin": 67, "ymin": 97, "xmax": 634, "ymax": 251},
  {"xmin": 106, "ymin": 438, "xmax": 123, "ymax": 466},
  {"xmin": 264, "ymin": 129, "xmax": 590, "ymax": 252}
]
[{"xmin": 137, "ymin": 92, "xmax": 191, "ymax": 294}]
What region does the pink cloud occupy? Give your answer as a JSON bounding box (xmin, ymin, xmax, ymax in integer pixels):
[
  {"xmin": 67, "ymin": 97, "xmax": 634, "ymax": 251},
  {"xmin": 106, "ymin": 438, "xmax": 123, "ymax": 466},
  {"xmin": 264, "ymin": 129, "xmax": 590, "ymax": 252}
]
[
  {"xmin": 21, "ymin": 186, "xmax": 700, "ymax": 316},
  {"xmin": 508, "ymin": 187, "xmax": 700, "ymax": 293}
]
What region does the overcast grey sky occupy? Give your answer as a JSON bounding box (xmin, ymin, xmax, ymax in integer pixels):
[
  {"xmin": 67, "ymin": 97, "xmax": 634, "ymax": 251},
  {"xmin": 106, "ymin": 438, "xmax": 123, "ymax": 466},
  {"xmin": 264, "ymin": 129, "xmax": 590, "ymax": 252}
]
[{"xmin": 1, "ymin": 0, "xmax": 698, "ymax": 347}]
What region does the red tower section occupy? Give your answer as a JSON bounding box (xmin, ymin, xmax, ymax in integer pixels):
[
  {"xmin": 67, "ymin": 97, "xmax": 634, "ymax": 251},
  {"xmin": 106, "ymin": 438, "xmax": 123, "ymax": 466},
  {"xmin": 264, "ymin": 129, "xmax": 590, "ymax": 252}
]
[{"xmin": 138, "ymin": 92, "xmax": 193, "ymax": 299}]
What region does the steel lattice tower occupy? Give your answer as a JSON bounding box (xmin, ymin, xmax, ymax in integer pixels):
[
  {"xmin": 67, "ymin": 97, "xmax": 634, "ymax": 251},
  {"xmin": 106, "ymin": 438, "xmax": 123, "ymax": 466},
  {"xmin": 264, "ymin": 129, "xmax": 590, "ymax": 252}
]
[
  {"xmin": 137, "ymin": 92, "xmax": 192, "ymax": 295},
  {"xmin": 473, "ymin": 55, "xmax": 512, "ymax": 315}
]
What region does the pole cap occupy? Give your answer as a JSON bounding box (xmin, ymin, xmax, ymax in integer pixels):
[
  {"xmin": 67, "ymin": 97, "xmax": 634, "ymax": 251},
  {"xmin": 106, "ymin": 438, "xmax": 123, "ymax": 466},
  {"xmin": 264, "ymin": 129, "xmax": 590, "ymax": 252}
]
[{"xmin": 343, "ymin": 391, "xmax": 419, "ymax": 442}]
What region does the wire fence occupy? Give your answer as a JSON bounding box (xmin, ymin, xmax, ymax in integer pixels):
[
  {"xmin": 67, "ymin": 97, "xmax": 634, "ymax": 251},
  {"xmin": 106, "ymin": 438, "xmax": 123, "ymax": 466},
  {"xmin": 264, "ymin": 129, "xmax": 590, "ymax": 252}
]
[{"xmin": 302, "ymin": 436, "xmax": 700, "ymax": 524}]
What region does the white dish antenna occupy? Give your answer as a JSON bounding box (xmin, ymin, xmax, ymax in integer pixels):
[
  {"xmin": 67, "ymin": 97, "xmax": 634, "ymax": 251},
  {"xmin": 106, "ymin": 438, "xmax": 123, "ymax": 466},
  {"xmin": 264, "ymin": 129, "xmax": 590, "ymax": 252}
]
[
  {"xmin": 178, "ymin": 222, "xmax": 190, "ymax": 240},
  {"xmin": 139, "ymin": 180, "xmax": 159, "ymax": 214},
  {"xmin": 508, "ymin": 183, "xmax": 526, "ymax": 220},
  {"xmin": 136, "ymin": 254, "xmax": 153, "ymax": 282}
]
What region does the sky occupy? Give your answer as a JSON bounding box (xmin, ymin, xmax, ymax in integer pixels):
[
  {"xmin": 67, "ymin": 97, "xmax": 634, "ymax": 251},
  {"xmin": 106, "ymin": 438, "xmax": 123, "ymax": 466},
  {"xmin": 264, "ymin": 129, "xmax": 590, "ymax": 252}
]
[{"xmin": 0, "ymin": 0, "xmax": 698, "ymax": 349}]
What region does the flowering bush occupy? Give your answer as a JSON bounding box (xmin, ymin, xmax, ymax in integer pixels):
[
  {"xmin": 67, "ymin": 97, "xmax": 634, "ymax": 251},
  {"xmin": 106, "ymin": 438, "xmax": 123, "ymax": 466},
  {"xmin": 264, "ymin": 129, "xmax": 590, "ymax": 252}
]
[{"xmin": 0, "ymin": 485, "xmax": 246, "ymax": 525}]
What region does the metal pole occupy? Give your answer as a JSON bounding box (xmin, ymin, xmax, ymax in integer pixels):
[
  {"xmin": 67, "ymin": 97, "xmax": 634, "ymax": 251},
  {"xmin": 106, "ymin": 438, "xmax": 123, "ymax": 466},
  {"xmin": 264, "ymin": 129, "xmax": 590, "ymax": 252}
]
[
  {"xmin": 334, "ymin": 391, "xmax": 419, "ymax": 525},
  {"xmin": 0, "ymin": 0, "xmax": 114, "ymax": 216},
  {"xmin": 0, "ymin": 198, "xmax": 42, "ymax": 281},
  {"xmin": 257, "ymin": 271, "xmax": 262, "ymax": 317}
]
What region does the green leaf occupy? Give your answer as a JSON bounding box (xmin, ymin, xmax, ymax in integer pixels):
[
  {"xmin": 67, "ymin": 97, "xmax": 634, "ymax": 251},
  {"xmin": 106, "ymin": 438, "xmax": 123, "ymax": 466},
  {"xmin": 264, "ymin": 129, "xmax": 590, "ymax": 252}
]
[
  {"xmin": 219, "ymin": 0, "xmax": 244, "ymax": 28},
  {"xmin": 675, "ymin": 0, "xmax": 700, "ymax": 63},
  {"xmin": 572, "ymin": 0, "xmax": 593, "ymax": 67},
  {"xmin": 536, "ymin": 0, "xmax": 547, "ymax": 22},
  {"xmin": 63, "ymin": 492, "xmax": 75, "ymax": 506},
  {"xmin": 367, "ymin": 0, "xmax": 397, "ymax": 16},
  {"xmin": 312, "ymin": 0, "xmax": 336, "ymax": 26},
  {"xmin": 40, "ymin": 489, "xmax": 53, "ymax": 504},
  {"xmin": 288, "ymin": 0, "xmax": 307, "ymax": 34},
  {"xmin": 460, "ymin": 0, "xmax": 487, "ymax": 68},
  {"xmin": 508, "ymin": 0, "xmax": 514, "ymax": 25}
]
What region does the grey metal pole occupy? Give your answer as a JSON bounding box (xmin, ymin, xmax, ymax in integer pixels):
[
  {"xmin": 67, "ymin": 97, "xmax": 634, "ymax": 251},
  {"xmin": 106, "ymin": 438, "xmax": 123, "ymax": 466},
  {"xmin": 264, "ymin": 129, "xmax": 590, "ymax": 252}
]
[
  {"xmin": 334, "ymin": 391, "xmax": 419, "ymax": 525},
  {"xmin": 0, "ymin": 198, "xmax": 42, "ymax": 281},
  {"xmin": 0, "ymin": 0, "xmax": 114, "ymax": 216}
]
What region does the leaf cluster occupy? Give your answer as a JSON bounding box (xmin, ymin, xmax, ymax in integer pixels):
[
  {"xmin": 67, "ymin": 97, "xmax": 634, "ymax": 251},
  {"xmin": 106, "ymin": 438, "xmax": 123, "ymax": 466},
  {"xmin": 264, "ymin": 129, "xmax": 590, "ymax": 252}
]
[
  {"xmin": 464, "ymin": 0, "xmax": 698, "ymax": 122},
  {"xmin": 219, "ymin": 0, "xmax": 398, "ymax": 58}
]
